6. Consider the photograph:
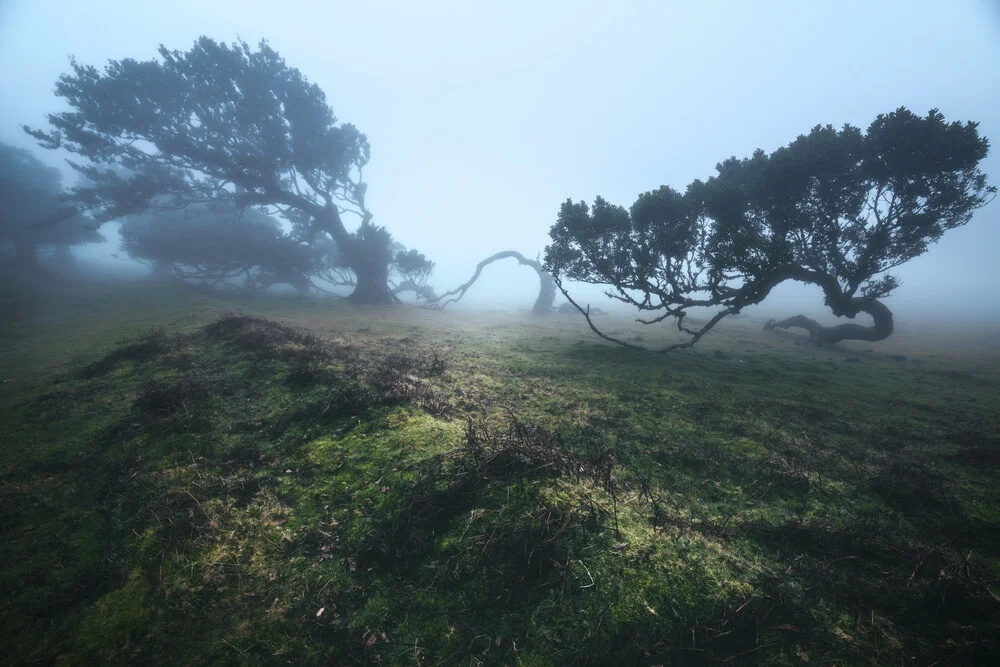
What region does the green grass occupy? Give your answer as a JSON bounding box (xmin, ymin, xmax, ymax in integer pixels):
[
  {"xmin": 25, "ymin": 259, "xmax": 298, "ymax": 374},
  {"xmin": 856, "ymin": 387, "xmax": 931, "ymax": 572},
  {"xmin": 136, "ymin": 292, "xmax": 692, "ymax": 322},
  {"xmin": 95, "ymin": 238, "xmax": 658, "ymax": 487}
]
[{"xmin": 1, "ymin": 279, "xmax": 999, "ymax": 665}]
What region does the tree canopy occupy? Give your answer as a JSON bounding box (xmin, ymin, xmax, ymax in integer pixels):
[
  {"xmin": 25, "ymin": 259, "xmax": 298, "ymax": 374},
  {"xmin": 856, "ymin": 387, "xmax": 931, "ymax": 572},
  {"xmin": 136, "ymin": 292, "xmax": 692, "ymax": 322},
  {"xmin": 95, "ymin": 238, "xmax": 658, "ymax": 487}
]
[
  {"xmin": 393, "ymin": 249, "xmax": 435, "ymax": 287},
  {"xmin": 119, "ymin": 204, "xmax": 344, "ymax": 295},
  {"xmin": 25, "ymin": 36, "xmax": 418, "ymax": 302},
  {"xmin": 428, "ymin": 250, "xmax": 556, "ymax": 314},
  {"xmin": 0, "ymin": 142, "xmax": 103, "ymax": 270},
  {"xmin": 545, "ymin": 108, "xmax": 995, "ymax": 350},
  {"xmin": 387, "ymin": 248, "xmax": 437, "ymax": 300}
]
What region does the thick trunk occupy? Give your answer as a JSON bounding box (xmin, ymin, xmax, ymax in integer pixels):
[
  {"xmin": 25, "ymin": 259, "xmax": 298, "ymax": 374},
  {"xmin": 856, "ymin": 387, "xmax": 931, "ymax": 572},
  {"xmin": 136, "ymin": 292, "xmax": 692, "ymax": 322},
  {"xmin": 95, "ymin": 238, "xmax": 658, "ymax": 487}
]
[
  {"xmin": 764, "ymin": 298, "xmax": 894, "ymax": 344},
  {"xmin": 532, "ymin": 268, "xmax": 557, "ymax": 315},
  {"xmin": 346, "ymin": 232, "xmax": 398, "ymax": 305},
  {"xmin": 312, "ymin": 209, "xmax": 396, "ymax": 305},
  {"xmin": 349, "ymin": 262, "xmax": 397, "ymax": 304}
]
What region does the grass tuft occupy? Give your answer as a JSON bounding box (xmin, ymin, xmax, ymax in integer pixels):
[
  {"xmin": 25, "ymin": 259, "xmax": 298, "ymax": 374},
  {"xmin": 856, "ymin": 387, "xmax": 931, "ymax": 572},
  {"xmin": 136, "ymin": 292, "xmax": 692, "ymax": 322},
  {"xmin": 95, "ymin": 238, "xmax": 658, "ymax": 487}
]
[{"xmin": 1, "ymin": 284, "xmax": 998, "ymax": 664}]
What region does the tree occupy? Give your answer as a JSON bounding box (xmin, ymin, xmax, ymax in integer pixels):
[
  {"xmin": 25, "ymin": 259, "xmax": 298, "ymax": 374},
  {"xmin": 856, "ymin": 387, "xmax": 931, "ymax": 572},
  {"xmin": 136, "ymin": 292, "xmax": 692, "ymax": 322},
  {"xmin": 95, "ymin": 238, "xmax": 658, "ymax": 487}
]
[
  {"xmin": 119, "ymin": 203, "xmax": 345, "ymax": 295},
  {"xmin": 0, "ymin": 142, "xmax": 102, "ymax": 271},
  {"xmin": 431, "ymin": 250, "xmax": 556, "ymax": 314},
  {"xmin": 25, "ymin": 37, "xmax": 423, "ymax": 303},
  {"xmin": 545, "ymin": 109, "xmax": 994, "ymax": 351},
  {"xmin": 391, "ymin": 249, "xmax": 437, "ymax": 301}
]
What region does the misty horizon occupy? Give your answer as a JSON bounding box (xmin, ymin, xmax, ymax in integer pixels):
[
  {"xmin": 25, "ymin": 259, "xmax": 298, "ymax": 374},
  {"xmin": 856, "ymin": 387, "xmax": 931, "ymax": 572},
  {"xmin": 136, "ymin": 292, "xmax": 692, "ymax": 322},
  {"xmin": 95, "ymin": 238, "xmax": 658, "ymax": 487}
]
[
  {"xmin": 2, "ymin": 0, "xmax": 998, "ymax": 329},
  {"xmin": 3, "ymin": 4, "xmax": 1000, "ymax": 664}
]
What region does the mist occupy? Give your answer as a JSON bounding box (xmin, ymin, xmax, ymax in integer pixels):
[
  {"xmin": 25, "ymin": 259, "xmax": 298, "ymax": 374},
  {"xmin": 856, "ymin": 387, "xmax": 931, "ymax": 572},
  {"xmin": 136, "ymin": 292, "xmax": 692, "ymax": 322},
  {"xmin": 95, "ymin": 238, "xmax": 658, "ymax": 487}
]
[
  {"xmin": 3, "ymin": 4, "xmax": 1000, "ymax": 664},
  {"xmin": 2, "ymin": 0, "xmax": 999, "ymax": 327}
]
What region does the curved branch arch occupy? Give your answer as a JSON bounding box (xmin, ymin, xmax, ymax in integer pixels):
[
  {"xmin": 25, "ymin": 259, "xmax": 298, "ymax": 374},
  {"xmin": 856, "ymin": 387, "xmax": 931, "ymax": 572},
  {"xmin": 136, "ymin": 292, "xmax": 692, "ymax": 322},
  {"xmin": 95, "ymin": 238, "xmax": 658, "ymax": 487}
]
[{"xmin": 430, "ymin": 251, "xmax": 555, "ymax": 314}]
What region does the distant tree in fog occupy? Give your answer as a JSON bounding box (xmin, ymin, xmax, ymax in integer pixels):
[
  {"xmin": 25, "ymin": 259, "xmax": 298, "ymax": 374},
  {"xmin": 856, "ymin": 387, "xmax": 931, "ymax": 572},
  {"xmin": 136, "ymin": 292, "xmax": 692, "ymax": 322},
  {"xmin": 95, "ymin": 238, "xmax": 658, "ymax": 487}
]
[
  {"xmin": 0, "ymin": 142, "xmax": 103, "ymax": 272},
  {"xmin": 119, "ymin": 204, "xmax": 347, "ymax": 295},
  {"xmin": 394, "ymin": 249, "xmax": 434, "ymax": 287},
  {"xmin": 430, "ymin": 250, "xmax": 556, "ymax": 315},
  {"xmin": 391, "ymin": 249, "xmax": 437, "ymax": 301},
  {"xmin": 546, "ymin": 108, "xmax": 995, "ymax": 350},
  {"xmin": 25, "ymin": 37, "xmax": 427, "ymax": 304}
]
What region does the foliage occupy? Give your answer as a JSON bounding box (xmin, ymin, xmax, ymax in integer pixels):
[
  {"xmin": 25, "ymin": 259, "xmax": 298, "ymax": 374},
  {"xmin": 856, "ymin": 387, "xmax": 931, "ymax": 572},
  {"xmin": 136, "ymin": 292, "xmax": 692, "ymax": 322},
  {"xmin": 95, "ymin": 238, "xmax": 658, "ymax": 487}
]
[
  {"xmin": 119, "ymin": 204, "xmax": 346, "ymax": 293},
  {"xmin": 392, "ymin": 248, "xmax": 434, "ymax": 286},
  {"xmin": 546, "ymin": 108, "xmax": 995, "ymax": 348},
  {"xmin": 25, "ymin": 37, "xmax": 426, "ymax": 302},
  {"xmin": 0, "ymin": 142, "xmax": 103, "ymax": 263}
]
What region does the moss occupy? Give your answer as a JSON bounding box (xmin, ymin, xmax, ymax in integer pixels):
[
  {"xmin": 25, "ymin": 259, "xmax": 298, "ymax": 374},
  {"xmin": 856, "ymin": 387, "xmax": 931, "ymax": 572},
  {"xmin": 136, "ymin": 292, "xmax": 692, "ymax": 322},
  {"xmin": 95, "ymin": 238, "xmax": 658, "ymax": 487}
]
[
  {"xmin": 71, "ymin": 570, "xmax": 157, "ymax": 663},
  {"xmin": 1, "ymin": 284, "xmax": 998, "ymax": 664}
]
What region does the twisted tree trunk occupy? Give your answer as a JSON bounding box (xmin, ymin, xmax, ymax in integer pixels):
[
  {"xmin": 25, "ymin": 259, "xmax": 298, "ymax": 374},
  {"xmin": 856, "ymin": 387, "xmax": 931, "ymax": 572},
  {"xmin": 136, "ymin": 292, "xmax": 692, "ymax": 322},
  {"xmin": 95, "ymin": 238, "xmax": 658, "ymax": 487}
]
[
  {"xmin": 764, "ymin": 298, "xmax": 894, "ymax": 344},
  {"xmin": 533, "ymin": 266, "xmax": 557, "ymax": 315},
  {"xmin": 557, "ymin": 261, "xmax": 898, "ymax": 353},
  {"xmin": 313, "ymin": 209, "xmax": 397, "ymax": 305},
  {"xmin": 431, "ymin": 250, "xmax": 556, "ymax": 314},
  {"xmin": 346, "ymin": 231, "xmax": 398, "ymax": 305},
  {"xmin": 348, "ymin": 260, "xmax": 397, "ymax": 304}
]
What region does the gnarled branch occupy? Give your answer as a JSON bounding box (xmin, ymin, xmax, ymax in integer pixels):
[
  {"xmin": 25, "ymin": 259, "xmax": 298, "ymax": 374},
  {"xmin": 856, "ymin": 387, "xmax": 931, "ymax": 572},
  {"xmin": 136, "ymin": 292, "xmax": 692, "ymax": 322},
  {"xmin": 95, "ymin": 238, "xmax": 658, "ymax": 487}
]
[
  {"xmin": 430, "ymin": 250, "xmax": 555, "ymax": 314},
  {"xmin": 764, "ymin": 298, "xmax": 893, "ymax": 345},
  {"xmin": 554, "ymin": 277, "xmax": 733, "ymax": 354}
]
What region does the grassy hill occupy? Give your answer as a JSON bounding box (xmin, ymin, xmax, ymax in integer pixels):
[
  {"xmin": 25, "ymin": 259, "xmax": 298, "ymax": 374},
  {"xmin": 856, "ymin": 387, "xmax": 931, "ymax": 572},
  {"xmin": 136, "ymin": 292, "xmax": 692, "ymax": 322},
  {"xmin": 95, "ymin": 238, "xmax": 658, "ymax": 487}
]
[{"xmin": 1, "ymin": 280, "xmax": 998, "ymax": 664}]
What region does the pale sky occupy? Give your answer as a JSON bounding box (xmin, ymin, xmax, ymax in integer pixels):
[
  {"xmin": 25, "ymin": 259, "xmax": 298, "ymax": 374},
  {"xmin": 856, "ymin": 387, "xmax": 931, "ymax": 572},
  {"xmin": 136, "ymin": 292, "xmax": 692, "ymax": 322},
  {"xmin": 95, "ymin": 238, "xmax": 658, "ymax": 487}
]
[{"xmin": 2, "ymin": 1, "xmax": 998, "ymax": 323}]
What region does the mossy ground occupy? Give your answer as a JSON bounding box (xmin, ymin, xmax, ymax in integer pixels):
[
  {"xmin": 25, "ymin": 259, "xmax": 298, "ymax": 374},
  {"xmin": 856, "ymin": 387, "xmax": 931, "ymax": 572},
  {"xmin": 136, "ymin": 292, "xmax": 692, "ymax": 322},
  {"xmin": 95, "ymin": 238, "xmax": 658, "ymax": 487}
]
[{"xmin": 1, "ymin": 279, "xmax": 999, "ymax": 665}]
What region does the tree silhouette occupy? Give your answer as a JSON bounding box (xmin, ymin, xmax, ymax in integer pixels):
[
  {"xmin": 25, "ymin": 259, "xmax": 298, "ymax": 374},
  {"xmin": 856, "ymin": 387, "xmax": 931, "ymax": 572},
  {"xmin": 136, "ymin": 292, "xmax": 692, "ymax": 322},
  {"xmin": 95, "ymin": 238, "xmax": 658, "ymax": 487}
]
[
  {"xmin": 391, "ymin": 249, "xmax": 437, "ymax": 301},
  {"xmin": 0, "ymin": 142, "xmax": 102, "ymax": 271},
  {"xmin": 26, "ymin": 37, "xmax": 420, "ymax": 303},
  {"xmin": 431, "ymin": 251, "xmax": 556, "ymax": 315},
  {"xmin": 546, "ymin": 109, "xmax": 994, "ymax": 350},
  {"xmin": 119, "ymin": 203, "xmax": 345, "ymax": 295}
]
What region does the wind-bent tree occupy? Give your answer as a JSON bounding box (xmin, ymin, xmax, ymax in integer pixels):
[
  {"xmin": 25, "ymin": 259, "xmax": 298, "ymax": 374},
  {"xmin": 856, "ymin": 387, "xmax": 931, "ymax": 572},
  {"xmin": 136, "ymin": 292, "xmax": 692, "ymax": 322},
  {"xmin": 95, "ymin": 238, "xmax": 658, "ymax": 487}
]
[
  {"xmin": 0, "ymin": 142, "xmax": 102, "ymax": 271},
  {"xmin": 431, "ymin": 250, "xmax": 556, "ymax": 314},
  {"xmin": 25, "ymin": 37, "xmax": 423, "ymax": 303},
  {"xmin": 119, "ymin": 204, "xmax": 345, "ymax": 295},
  {"xmin": 391, "ymin": 249, "xmax": 437, "ymax": 300},
  {"xmin": 546, "ymin": 109, "xmax": 994, "ymax": 351}
]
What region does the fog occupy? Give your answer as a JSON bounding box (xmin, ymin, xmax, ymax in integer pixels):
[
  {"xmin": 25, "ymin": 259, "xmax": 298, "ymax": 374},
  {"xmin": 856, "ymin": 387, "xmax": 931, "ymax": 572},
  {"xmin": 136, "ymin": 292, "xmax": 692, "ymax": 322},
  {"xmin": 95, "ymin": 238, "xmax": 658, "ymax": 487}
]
[
  {"xmin": 5, "ymin": 6, "xmax": 1000, "ymax": 660},
  {"xmin": 2, "ymin": 0, "xmax": 998, "ymax": 327}
]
